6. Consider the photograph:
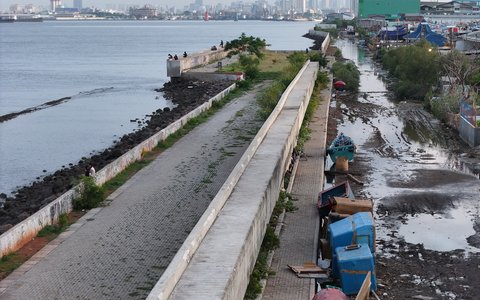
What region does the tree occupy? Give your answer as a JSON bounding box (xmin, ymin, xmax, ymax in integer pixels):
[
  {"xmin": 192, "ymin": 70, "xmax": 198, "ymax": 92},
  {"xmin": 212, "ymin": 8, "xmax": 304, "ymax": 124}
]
[
  {"xmin": 441, "ymin": 50, "xmax": 480, "ymax": 94},
  {"xmin": 332, "ymin": 61, "xmax": 360, "ymax": 92},
  {"xmin": 224, "ymin": 33, "xmax": 268, "ymax": 59},
  {"xmin": 381, "ymin": 40, "xmax": 441, "ymax": 100}
]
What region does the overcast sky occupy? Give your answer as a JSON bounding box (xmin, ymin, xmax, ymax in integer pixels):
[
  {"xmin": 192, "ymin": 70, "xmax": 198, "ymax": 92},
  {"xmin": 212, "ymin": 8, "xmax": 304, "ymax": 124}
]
[{"xmin": 2, "ymin": 0, "xmax": 226, "ymax": 12}]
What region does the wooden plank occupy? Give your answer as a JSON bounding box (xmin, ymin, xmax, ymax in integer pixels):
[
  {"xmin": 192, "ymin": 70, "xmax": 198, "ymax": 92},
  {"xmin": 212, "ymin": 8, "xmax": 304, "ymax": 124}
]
[
  {"xmin": 288, "ymin": 263, "xmax": 327, "ymax": 276},
  {"xmin": 355, "ymin": 271, "xmax": 371, "ymax": 300}
]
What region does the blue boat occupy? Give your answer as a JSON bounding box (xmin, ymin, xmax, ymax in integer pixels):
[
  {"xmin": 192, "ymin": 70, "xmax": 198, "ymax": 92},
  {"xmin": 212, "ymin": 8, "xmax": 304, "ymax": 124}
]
[
  {"xmin": 326, "ymin": 133, "xmax": 355, "ymax": 163},
  {"xmin": 317, "ymin": 181, "xmax": 355, "ymax": 218}
]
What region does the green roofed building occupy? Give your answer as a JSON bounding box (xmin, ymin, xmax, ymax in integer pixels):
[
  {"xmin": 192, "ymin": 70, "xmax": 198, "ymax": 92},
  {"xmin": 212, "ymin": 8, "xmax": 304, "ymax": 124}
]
[{"xmin": 358, "ymin": 0, "xmax": 420, "ymax": 18}]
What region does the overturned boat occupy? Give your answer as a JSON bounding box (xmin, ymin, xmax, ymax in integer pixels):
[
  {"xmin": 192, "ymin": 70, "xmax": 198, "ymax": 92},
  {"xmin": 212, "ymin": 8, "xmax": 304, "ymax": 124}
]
[{"xmin": 326, "ymin": 133, "xmax": 356, "ymax": 163}]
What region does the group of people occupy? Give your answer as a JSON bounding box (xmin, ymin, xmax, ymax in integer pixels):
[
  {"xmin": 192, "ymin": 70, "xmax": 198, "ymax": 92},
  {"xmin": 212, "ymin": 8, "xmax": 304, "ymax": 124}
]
[
  {"xmin": 167, "ymin": 52, "xmax": 188, "ymax": 60},
  {"xmin": 170, "ymin": 40, "xmax": 224, "ymax": 60},
  {"xmin": 211, "ymin": 40, "xmax": 224, "ymax": 51}
]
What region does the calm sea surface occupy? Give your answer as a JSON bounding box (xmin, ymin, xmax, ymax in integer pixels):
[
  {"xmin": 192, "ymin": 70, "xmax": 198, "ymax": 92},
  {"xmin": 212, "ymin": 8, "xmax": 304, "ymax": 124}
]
[{"xmin": 0, "ymin": 20, "xmax": 317, "ymax": 195}]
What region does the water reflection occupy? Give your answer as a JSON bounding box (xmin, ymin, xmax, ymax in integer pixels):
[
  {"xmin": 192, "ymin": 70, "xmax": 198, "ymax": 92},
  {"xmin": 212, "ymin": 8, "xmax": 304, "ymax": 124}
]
[{"xmin": 333, "ymin": 39, "xmax": 480, "ymax": 252}]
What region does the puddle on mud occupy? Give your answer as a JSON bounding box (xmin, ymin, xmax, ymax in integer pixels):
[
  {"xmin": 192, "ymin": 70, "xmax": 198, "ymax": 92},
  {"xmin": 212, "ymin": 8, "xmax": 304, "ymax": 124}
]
[
  {"xmin": 333, "ymin": 39, "xmax": 480, "ymax": 253},
  {"xmin": 398, "ymin": 206, "xmax": 480, "ymax": 253}
]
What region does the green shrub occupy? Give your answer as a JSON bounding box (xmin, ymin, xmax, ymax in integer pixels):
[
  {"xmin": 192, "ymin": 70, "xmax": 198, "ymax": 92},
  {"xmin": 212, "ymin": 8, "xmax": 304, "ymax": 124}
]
[
  {"xmin": 308, "ymin": 52, "xmax": 328, "ymax": 67},
  {"xmin": 239, "ymin": 54, "xmax": 260, "ymax": 80},
  {"xmin": 73, "ymin": 176, "xmax": 104, "ymax": 210},
  {"xmin": 381, "ymin": 41, "xmax": 441, "ymax": 100},
  {"xmin": 287, "ymin": 51, "xmax": 308, "ymax": 69},
  {"xmin": 332, "ymin": 61, "xmax": 360, "ymax": 92},
  {"xmin": 257, "ymin": 81, "xmax": 286, "ymax": 119},
  {"xmin": 334, "ymin": 48, "xmax": 343, "ymax": 60}
]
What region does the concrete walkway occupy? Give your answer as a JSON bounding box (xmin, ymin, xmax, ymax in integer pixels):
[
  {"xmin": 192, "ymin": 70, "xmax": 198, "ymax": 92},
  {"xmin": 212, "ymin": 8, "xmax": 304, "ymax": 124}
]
[
  {"xmin": 262, "ymin": 74, "xmax": 332, "ymax": 299},
  {"xmin": 0, "ymin": 84, "xmax": 267, "ymax": 300}
]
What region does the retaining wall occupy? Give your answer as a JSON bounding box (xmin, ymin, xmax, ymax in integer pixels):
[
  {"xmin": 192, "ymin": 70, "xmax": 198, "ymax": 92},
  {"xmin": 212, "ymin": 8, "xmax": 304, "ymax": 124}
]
[
  {"xmin": 181, "ymin": 72, "xmax": 244, "ymax": 82},
  {"xmin": 167, "ymin": 49, "xmax": 230, "ymax": 77},
  {"xmin": 321, "ymin": 33, "xmax": 331, "ymax": 54},
  {"xmin": 147, "ymin": 61, "xmax": 319, "ymax": 300},
  {"xmin": 0, "ymin": 83, "xmax": 236, "ymax": 258},
  {"xmin": 459, "ymin": 116, "xmax": 480, "ymax": 147}
]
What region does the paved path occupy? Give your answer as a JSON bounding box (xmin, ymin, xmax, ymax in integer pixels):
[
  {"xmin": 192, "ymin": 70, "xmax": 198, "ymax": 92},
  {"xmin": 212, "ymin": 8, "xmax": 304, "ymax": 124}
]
[
  {"xmin": 0, "ymin": 84, "xmax": 267, "ymax": 300},
  {"xmin": 262, "ymin": 74, "xmax": 332, "ymax": 300}
]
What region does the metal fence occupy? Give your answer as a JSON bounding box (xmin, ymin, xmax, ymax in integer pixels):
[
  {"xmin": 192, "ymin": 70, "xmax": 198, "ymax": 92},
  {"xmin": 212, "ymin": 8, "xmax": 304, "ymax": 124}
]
[{"xmin": 460, "ymin": 101, "xmax": 478, "ymax": 127}]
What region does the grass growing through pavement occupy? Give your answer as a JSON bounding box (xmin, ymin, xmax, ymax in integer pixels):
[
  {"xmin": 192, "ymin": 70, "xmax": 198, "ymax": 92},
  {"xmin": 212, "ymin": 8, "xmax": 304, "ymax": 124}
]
[
  {"xmin": 0, "ymin": 211, "xmax": 84, "ymax": 280},
  {"xmin": 0, "ymin": 253, "xmax": 23, "ymax": 278},
  {"xmin": 295, "ymin": 71, "xmax": 330, "ymax": 153}
]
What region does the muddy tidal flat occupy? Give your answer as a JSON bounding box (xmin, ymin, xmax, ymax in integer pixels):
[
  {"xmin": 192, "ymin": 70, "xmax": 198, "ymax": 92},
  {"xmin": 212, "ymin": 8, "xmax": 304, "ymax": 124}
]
[{"xmin": 328, "ymin": 39, "xmax": 480, "ymax": 299}]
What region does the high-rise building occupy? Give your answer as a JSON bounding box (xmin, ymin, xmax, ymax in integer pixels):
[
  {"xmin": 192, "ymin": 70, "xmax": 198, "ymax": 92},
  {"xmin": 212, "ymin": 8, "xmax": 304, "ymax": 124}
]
[
  {"xmin": 51, "ymin": 0, "xmax": 61, "ymax": 11},
  {"xmin": 351, "ymin": 0, "xmax": 358, "ymax": 16},
  {"xmin": 296, "ymin": 0, "xmax": 305, "ymax": 12},
  {"xmin": 73, "ymin": 0, "xmax": 82, "ymax": 10}
]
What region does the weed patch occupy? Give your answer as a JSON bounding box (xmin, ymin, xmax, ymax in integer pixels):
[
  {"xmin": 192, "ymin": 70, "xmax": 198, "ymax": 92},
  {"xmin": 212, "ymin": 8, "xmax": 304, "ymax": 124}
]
[{"xmin": 73, "ymin": 176, "xmax": 105, "ymax": 210}]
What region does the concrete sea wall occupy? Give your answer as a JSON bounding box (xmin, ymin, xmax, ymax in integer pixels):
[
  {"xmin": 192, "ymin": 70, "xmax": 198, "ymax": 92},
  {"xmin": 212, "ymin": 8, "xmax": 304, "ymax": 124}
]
[
  {"xmin": 148, "ymin": 61, "xmax": 319, "ymax": 300},
  {"xmin": 181, "ymin": 72, "xmax": 245, "ymax": 82},
  {"xmin": 167, "ymin": 48, "xmax": 230, "ymax": 77},
  {"xmin": 0, "ymin": 83, "xmax": 236, "ymax": 258}
]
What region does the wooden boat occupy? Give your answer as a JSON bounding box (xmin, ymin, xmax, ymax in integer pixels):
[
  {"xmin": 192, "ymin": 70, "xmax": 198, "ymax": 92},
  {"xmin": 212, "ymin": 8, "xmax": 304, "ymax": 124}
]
[
  {"xmin": 317, "ymin": 181, "xmax": 354, "ymax": 218},
  {"xmin": 326, "ymin": 133, "xmax": 355, "ymax": 163}
]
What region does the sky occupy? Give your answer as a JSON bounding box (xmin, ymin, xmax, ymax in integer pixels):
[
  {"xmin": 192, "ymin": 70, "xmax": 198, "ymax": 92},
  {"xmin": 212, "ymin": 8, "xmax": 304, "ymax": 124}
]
[
  {"xmin": 0, "ymin": 0, "xmax": 453, "ymax": 13},
  {"xmin": 2, "ymin": 0, "xmax": 219, "ymax": 12}
]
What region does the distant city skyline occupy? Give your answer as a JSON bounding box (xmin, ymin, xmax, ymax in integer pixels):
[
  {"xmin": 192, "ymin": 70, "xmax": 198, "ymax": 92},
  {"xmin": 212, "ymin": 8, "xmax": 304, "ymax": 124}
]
[
  {"xmin": 5, "ymin": 0, "xmax": 243, "ymax": 12},
  {"xmin": 1, "ymin": 0, "xmax": 202, "ymax": 12},
  {"xmin": 0, "ymin": 0, "xmax": 453, "ymax": 13}
]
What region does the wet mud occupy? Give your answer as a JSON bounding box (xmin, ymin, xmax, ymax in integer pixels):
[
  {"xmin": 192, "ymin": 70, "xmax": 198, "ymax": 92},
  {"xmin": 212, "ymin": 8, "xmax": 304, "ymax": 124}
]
[
  {"xmin": 0, "ymin": 78, "xmax": 233, "ymax": 234},
  {"xmin": 329, "ymin": 40, "xmax": 480, "ymax": 299},
  {"xmin": 0, "ymin": 97, "xmax": 72, "ymax": 123}
]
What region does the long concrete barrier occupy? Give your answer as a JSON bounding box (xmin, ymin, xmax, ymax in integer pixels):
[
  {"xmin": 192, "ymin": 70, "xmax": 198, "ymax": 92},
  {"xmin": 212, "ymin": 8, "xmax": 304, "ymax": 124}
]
[
  {"xmin": 0, "ymin": 83, "xmax": 236, "ymax": 258},
  {"xmin": 147, "ymin": 61, "xmax": 318, "ymax": 300},
  {"xmin": 181, "ymin": 72, "xmax": 245, "ymax": 82}
]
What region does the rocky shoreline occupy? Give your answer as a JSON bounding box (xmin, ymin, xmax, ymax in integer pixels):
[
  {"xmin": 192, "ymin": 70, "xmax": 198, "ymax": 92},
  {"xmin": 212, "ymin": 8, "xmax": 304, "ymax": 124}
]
[{"xmin": 0, "ymin": 78, "xmax": 234, "ymax": 234}]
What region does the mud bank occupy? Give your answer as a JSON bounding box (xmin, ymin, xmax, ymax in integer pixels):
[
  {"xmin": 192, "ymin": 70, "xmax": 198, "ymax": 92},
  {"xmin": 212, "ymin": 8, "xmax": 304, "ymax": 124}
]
[
  {"xmin": 327, "ymin": 90, "xmax": 480, "ymax": 300},
  {"xmin": 0, "ymin": 78, "xmax": 234, "ymax": 234},
  {"xmin": 0, "ymin": 97, "xmax": 72, "ymax": 123}
]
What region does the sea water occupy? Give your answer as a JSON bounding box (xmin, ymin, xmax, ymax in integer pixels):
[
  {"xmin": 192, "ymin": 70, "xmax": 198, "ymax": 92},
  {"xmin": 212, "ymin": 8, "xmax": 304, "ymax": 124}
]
[{"xmin": 0, "ymin": 20, "xmax": 317, "ymax": 195}]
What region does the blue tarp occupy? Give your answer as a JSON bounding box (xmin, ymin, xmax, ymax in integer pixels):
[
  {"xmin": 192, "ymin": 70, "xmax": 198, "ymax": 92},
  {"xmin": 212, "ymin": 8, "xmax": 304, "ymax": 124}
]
[
  {"xmin": 404, "ymin": 22, "xmax": 448, "ymax": 46},
  {"xmin": 377, "ymin": 25, "xmax": 409, "ymax": 41}
]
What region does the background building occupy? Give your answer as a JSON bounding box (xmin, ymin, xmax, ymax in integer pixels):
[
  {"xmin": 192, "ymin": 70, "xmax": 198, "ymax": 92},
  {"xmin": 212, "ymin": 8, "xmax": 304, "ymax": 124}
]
[
  {"xmin": 358, "ymin": 0, "xmax": 420, "ymax": 18},
  {"xmin": 73, "ymin": 0, "xmax": 82, "ymax": 10}
]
